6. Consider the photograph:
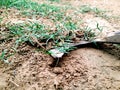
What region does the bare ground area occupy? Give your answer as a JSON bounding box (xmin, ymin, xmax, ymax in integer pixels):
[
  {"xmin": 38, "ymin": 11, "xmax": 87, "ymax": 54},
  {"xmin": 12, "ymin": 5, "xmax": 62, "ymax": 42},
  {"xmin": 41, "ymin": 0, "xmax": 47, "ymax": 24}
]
[{"xmin": 0, "ymin": 0, "xmax": 120, "ymax": 90}]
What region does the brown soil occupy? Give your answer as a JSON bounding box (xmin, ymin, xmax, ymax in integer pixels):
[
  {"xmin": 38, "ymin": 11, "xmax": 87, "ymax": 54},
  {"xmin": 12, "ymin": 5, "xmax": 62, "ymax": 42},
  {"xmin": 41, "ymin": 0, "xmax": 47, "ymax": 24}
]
[{"xmin": 0, "ymin": 0, "xmax": 120, "ymax": 90}]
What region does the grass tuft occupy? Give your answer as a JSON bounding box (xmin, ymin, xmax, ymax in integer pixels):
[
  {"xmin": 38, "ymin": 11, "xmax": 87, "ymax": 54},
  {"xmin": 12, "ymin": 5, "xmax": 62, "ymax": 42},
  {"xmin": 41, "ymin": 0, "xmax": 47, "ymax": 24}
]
[
  {"xmin": 0, "ymin": 50, "xmax": 9, "ymax": 63},
  {"xmin": 0, "ymin": 0, "xmax": 101, "ymax": 60},
  {"xmin": 79, "ymin": 5, "xmax": 105, "ymax": 15},
  {"xmin": 7, "ymin": 21, "xmax": 79, "ymax": 49},
  {"xmin": 0, "ymin": 0, "xmax": 63, "ymax": 20}
]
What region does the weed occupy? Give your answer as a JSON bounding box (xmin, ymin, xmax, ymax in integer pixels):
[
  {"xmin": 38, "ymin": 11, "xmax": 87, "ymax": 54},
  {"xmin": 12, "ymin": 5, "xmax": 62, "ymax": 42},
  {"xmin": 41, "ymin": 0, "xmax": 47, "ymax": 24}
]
[
  {"xmin": 80, "ymin": 5, "xmax": 92, "ymax": 13},
  {"xmin": 83, "ymin": 26, "xmax": 95, "ymax": 40},
  {"xmin": 63, "ymin": 21, "xmax": 77, "ymax": 30},
  {"xmin": 79, "ymin": 5, "xmax": 105, "ymax": 15},
  {"xmin": 0, "ymin": 18, "xmax": 2, "ymax": 23},
  {"xmin": 6, "ymin": 19, "xmax": 79, "ymax": 50},
  {"xmin": 0, "ymin": 0, "xmax": 12, "ymax": 8},
  {"xmin": 0, "ymin": 50, "xmax": 9, "ymax": 63},
  {"xmin": 50, "ymin": 12, "xmax": 65, "ymax": 21},
  {"xmin": 0, "ymin": 0, "xmax": 29, "ymax": 8},
  {"xmin": 47, "ymin": 0, "xmax": 60, "ymax": 2},
  {"xmin": 96, "ymin": 23, "xmax": 103, "ymax": 31},
  {"xmin": 83, "ymin": 23, "xmax": 103, "ymax": 41},
  {"xmin": 57, "ymin": 43, "xmax": 76, "ymax": 53},
  {"xmin": 8, "ymin": 22, "xmax": 45, "ymax": 47},
  {"xmin": 29, "ymin": 3, "xmax": 60, "ymax": 17},
  {"xmin": 0, "ymin": 0, "xmax": 98, "ymax": 58},
  {"xmin": 0, "ymin": 0, "xmax": 63, "ymax": 20}
]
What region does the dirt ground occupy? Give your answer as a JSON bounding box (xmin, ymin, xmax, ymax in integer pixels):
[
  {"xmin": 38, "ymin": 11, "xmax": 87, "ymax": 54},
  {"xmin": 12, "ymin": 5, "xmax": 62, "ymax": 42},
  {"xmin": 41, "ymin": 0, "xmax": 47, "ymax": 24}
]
[{"xmin": 0, "ymin": 0, "xmax": 120, "ymax": 90}]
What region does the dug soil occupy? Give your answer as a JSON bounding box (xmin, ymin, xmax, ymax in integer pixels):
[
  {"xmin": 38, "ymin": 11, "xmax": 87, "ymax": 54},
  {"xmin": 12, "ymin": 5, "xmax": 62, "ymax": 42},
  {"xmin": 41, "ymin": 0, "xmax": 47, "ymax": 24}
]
[{"xmin": 0, "ymin": 0, "xmax": 120, "ymax": 90}]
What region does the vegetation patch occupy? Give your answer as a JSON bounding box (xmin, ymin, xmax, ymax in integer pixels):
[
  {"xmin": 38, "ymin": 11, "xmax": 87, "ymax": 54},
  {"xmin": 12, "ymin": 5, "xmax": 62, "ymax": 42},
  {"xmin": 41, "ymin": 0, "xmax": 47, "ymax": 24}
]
[
  {"xmin": 0, "ymin": 0, "xmax": 105, "ymax": 63},
  {"xmin": 7, "ymin": 22, "xmax": 79, "ymax": 51},
  {"xmin": 0, "ymin": 0, "xmax": 65, "ymax": 21},
  {"xmin": 1, "ymin": 0, "xmax": 120, "ymax": 90}
]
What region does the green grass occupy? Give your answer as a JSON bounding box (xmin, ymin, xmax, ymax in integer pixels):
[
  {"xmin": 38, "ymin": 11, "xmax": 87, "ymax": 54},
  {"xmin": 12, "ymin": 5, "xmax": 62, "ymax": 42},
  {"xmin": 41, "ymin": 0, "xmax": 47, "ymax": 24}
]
[
  {"xmin": 47, "ymin": 0, "xmax": 60, "ymax": 2},
  {"xmin": 8, "ymin": 22, "xmax": 48, "ymax": 47},
  {"xmin": 21, "ymin": 3, "xmax": 61, "ymax": 16},
  {"xmin": 0, "ymin": 50, "xmax": 9, "ymax": 63},
  {"xmin": 0, "ymin": 0, "xmax": 64, "ymax": 21},
  {"xmin": 0, "ymin": 18, "xmax": 2, "ymax": 23},
  {"xmin": 0, "ymin": 0, "xmax": 82, "ymax": 55},
  {"xmin": 0, "ymin": 0, "xmax": 101, "ymax": 60},
  {"xmin": 79, "ymin": 5, "xmax": 106, "ymax": 18},
  {"xmin": 0, "ymin": 0, "xmax": 30, "ymax": 8},
  {"xmin": 7, "ymin": 21, "xmax": 78, "ymax": 49},
  {"xmin": 0, "ymin": 0, "xmax": 12, "ymax": 8},
  {"xmin": 6, "ymin": 21, "xmax": 100, "ymax": 54},
  {"xmin": 79, "ymin": 5, "xmax": 102, "ymax": 14}
]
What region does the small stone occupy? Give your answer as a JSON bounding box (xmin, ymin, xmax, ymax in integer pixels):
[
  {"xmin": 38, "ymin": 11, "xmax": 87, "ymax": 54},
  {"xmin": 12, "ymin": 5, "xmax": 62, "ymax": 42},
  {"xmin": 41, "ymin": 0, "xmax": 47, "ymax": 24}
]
[{"xmin": 53, "ymin": 67, "xmax": 63, "ymax": 74}]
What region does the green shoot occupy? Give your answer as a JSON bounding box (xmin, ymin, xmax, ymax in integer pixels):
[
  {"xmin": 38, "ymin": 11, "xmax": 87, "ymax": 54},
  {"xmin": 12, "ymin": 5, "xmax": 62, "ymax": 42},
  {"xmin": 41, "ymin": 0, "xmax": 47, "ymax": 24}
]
[{"xmin": 0, "ymin": 50, "xmax": 9, "ymax": 63}]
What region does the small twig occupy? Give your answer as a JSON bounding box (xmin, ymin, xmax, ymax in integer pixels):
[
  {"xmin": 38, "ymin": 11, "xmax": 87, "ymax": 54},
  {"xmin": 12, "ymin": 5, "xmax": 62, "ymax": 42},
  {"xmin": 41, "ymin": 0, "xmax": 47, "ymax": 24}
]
[
  {"xmin": 9, "ymin": 80, "xmax": 19, "ymax": 87},
  {"xmin": 31, "ymin": 36, "xmax": 45, "ymax": 49}
]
